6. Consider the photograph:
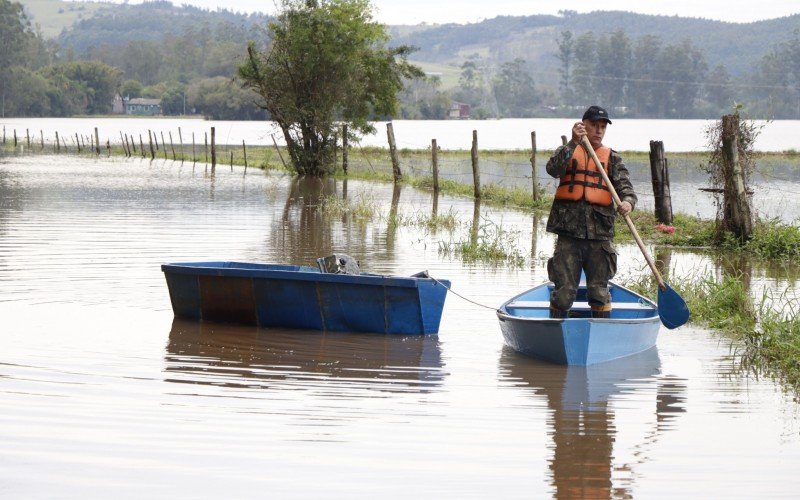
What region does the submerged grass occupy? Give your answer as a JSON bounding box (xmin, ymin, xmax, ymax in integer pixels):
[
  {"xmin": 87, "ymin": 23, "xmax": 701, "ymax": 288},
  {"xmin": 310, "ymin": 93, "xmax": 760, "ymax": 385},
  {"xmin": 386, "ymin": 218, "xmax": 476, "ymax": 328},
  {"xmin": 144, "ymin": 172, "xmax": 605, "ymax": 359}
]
[
  {"xmin": 622, "ymin": 270, "xmax": 800, "ymax": 392},
  {"xmin": 438, "ymin": 218, "xmax": 525, "ymax": 267}
]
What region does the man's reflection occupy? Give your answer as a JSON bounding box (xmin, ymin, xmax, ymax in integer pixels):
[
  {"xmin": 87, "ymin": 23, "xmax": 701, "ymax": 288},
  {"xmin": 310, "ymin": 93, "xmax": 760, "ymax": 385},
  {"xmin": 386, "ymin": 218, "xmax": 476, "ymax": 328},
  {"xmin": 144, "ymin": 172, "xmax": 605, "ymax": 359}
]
[{"xmin": 499, "ymin": 347, "xmax": 686, "ymax": 499}]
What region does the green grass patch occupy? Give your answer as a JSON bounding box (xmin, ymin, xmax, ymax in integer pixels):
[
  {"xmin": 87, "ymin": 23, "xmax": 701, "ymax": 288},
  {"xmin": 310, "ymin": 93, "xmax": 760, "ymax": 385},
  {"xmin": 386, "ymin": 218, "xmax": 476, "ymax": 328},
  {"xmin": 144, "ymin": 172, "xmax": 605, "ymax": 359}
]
[{"xmin": 438, "ymin": 218, "xmax": 525, "ymax": 267}]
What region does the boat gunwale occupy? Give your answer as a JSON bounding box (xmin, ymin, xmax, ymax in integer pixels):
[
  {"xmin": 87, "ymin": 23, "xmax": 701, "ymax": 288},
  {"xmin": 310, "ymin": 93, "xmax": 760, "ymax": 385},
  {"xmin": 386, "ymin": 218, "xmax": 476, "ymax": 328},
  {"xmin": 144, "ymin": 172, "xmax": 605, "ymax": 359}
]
[{"xmin": 161, "ymin": 261, "xmax": 448, "ymax": 289}]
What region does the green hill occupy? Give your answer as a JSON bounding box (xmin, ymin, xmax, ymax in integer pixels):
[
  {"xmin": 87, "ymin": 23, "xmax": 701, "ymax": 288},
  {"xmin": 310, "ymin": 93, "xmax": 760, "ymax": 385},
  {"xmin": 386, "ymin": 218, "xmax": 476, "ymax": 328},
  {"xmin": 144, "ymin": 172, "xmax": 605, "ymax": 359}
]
[{"xmin": 18, "ymin": 0, "xmax": 109, "ymax": 38}]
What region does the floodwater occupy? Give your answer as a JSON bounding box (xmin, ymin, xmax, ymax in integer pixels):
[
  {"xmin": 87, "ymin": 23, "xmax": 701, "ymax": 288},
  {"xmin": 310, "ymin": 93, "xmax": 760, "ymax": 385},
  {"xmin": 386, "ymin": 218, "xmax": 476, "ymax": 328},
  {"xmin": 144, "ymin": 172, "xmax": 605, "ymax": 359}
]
[
  {"xmin": 2, "ymin": 155, "xmax": 800, "ymax": 498},
  {"xmin": 4, "ymin": 116, "xmax": 800, "ymax": 152}
]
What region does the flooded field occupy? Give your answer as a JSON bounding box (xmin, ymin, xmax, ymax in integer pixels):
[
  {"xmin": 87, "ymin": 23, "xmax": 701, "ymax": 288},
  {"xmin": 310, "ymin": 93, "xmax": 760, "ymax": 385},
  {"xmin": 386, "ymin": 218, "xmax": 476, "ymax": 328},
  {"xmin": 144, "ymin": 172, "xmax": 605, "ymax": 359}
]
[{"xmin": 2, "ymin": 155, "xmax": 800, "ymax": 498}]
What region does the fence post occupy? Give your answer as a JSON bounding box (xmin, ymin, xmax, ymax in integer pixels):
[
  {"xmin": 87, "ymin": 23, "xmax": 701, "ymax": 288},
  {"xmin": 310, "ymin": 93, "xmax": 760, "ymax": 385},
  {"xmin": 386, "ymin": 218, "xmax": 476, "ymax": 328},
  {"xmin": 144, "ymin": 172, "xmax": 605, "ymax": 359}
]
[
  {"xmin": 242, "ymin": 140, "xmax": 248, "ymax": 173},
  {"xmin": 721, "ymin": 114, "xmax": 753, "ymax": 241},
  {"xmin": 342, "ymin": 124, "xmax": 348, "ymax": 175},
  {"xmin": 148, "ymin": 130, "xmax": 155, "ymax": 159},
  {"xmin": 55, "ymin": 132, "xmax": 60, "ymax": 153},
  {"xmin": 169, "ymin": 131, "xmax": 176, "ymax": 160},
  {"xmin": 471, "ymin": 129, "xmax": 480, "ymax": 199},
  {"xmin": 204, "ymin": 132, "xmax": 208, "ymax": 164},
  {"xmin": 387, "ymin": 122, "xmax": 402, "ymax": 182},
  {"xmin": 160, "ymin": 132, "xmax": 167, "ymax": 159},
  {"xmin": 530, "ymin": 131, "xmax": 539, "ymax": 203},
  {"xmin": 94, "ymin": 127, "xmax": 100, "ymax": 155},
  {"xmin": 178, "ymin": 127, "xmax": 184, "ymax": 160},
  {"xmin": 431, "ymin": 138, "xmax": 440, "ymax": 193},
  {"xmin": 192, "ymin": 132, "xmax": 196, "ymax": 162},
  {"xmin": 26, "ymin": 129, "xmax": 30, "ymax": 150},
  {"xmin": 649, "ymin": 140, "xmax": 673, "ymax": 224},
  {"xmin": 75, "ymin": 133, "xmax": 81, "ymax": 153},
  {"xmin": 271, "ymin": 134, "xmax": 288, "ymax": 170},
  {"xmin": 210, "ymin": 127, "xmax": 216, "ymax": 172},
  {"xmin": 40, "ymin": 130, "xmax": 44, "ymax": 151}
]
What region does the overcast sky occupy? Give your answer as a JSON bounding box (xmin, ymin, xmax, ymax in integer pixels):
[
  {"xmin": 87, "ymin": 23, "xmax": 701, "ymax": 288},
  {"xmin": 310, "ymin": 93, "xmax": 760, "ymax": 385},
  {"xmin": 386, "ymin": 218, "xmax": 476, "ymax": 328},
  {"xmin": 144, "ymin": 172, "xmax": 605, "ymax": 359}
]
[{"xmin": 156, "ymin": 0, "xmax": 800, "ymax": 24}]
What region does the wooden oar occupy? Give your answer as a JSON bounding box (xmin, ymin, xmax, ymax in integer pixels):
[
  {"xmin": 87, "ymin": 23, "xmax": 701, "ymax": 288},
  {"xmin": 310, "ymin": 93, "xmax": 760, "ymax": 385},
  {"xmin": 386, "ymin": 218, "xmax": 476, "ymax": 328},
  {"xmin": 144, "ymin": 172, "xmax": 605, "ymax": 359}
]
[{"xmin": 580, "ymin": 136, "xmax": 689, "ymax": 329}]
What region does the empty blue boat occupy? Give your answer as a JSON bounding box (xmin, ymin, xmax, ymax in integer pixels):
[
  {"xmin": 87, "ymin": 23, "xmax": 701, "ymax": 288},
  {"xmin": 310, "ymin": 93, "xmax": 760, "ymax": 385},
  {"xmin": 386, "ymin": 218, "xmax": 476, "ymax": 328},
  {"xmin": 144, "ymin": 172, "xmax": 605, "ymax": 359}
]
[
  {"xmin": 162, "ymin": 261, "xmax": 450, "ymax": 335},
  {"xmin": 497, "ymin": 280, "xmax": 660, "ymax": 365}
]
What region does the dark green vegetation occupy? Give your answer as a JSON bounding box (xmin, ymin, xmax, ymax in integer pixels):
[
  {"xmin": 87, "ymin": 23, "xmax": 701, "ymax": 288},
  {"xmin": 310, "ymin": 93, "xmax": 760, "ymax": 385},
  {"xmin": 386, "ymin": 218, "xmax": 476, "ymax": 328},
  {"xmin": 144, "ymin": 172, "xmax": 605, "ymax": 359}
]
[
  {"xmin": 238, "ymin": 0, "xmax": 422, "ymax": 175},
  {"xmin": 3, "ymin": 0, "xmax": 800, "ymax": 120}
]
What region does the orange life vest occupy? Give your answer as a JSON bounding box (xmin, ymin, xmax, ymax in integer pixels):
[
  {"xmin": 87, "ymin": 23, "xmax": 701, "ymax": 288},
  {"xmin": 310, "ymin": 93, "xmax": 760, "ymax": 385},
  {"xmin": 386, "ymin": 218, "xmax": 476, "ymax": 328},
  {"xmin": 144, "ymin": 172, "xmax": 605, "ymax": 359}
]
[{"xmin": 554, "ymin": 144, "xmax": 613, "ymax": 206}]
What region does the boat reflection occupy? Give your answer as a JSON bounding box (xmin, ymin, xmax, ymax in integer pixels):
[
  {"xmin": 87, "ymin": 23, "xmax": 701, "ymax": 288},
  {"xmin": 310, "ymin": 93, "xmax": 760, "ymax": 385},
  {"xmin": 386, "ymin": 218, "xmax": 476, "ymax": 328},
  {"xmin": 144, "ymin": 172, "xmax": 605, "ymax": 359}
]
[
  {"xmin": 499, "ymin": 346, "xmax": 686, "ymax": 498},
  {"xmin": 165, "ymin": 319, "xmax": 446, "ymax": 394}
]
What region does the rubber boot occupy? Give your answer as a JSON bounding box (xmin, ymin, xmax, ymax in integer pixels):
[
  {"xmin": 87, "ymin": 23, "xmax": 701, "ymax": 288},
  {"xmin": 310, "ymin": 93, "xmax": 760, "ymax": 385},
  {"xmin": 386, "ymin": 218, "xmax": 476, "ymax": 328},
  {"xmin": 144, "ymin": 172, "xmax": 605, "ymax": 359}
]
[
  {"xmin": 591, "ymin": 304, "xmax": 612, "ymax": 319},
  {"xmin": 549, "ymin": 307, "xmax": 568, "ymax": 319}
]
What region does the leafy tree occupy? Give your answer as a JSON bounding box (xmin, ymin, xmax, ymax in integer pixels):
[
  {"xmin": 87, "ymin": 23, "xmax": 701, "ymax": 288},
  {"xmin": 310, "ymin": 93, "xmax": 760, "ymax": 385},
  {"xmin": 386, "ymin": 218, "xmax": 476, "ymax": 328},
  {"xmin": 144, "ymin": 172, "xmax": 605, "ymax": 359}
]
[
  {"xmin": 629, "ymin": 35, "xmax": 662, "ymax": 117},
  {"xmin": 160, "ymin": 83, "xmax": 186, "ymax": 115},
  {"xmin": 238, "ymin": 0, "xmax": 422, "ymax": 175},
  {"xmin": 571, "ymin": 32, "xmax": 597, "ymax": 105},
  {"xmin": 492, "ymin": 58, "xmax": 538, "ymax": 117},
  {"xmin": 655, "ymin": 39, "xmax": 707, "ymax": 118},
  {"xmin": 39, "ymin": 61, "xmax": 122, "ymax": 114},
  {"xmin": 187, "ymin": 76, "xmax": 265, "ymax": 120},
  {"xmin": 3, "ymin": 67, "xmax": 52, "ymax": 116},
  {"xmin": 705, "ymin": 65, "xmax": 735, "ymax": 113},
  {"xmin": 555, "ymin": 31, "xmax": 574, "ymax": 102},
  {"xmin": 0, "ymin": 0, "xmax": 35, "ymax": 116},
  {"xmin": 595, "ymin": 30, "xmax": 630, "ymax": 111},
  {"xmin": 120, "ymin": 79, "xmax": 143, "ymax": 99}
]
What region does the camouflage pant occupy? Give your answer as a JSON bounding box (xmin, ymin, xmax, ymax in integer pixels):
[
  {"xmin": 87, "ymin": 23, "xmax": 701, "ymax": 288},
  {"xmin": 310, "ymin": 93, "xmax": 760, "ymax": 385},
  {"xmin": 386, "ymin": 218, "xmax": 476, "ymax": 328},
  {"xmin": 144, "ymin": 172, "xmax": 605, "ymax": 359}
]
[{"xmin": 547, "ymin": 235, "xmax": 618, "ymax": 312}]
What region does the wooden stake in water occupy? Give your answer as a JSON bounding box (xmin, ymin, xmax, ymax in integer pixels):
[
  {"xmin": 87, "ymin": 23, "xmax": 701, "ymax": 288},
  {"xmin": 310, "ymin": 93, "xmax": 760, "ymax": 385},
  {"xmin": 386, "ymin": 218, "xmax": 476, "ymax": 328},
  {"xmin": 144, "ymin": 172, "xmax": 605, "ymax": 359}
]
[
  {"xmin": 148, "ymin": 130, "xmax": 155, "ymax": 159},
  {"xmin": 210, "ymin": 127, "xmax": 216, "ymax": 172},
  {"xmin": 94, "ymin": 127, "xmax": 100, "ymax": 155},
  {"xmin": 192, "ymin": 132, "xmax": 196, "ymax": 162},
  {"xmin": 178, "ymin": 127, "xmax": 184, "ymax": 160},
  {"xmin": 55, "ymin": 132, "xmax": 60, "ymax": 153},
  {"xmin": 242, "ymin": 140, "xmax": 248, "ymax": 173},
  {"xmin": 471, "ymin": 130, "xmax": 480, "ymax": 199},
  {"xmin": 160, "ymin": 132, "xmax": 167, "ymax": 159},
  {"xmin": 271, "ymin": 134, "xmax": 288, "ymax": 169},
  {"xmin": 169, "ymin": 131, "xmax": 176, "ymax": 160},
  {"xmin": 432, "ymin": 138, "xmax": 439, "ymax": 193},
  {"xmin": 387, "ymin": 122, "xmax": 401, "ymax": 182},
  {"xmin": 40, "ymin": 130, "xmax": 44, "ymax": 151},
  {"xmin": 530, "ymin": 131, "xmax": 539, "ymax": 203}
]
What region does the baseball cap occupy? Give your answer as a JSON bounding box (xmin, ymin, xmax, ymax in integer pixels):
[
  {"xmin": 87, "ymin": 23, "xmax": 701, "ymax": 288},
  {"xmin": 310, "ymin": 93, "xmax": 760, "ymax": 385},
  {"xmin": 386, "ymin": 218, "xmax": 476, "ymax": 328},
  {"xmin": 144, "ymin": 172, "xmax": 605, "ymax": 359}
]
[{"xmin": 582, "ymin": 105, "xmax": 612, "ymax": 124}]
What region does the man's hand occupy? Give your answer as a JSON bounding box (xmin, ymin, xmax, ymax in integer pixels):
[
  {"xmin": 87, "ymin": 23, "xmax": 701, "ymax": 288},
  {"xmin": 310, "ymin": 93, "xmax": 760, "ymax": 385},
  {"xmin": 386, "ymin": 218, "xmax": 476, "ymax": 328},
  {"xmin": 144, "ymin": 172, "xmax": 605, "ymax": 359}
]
[
  {"xmin": 617, "ymin": 201, "xmax": 633, "ymax": 216},
  {"xmin": 571, "ymin": 122, "xmax": 586, "ymax": 143}
]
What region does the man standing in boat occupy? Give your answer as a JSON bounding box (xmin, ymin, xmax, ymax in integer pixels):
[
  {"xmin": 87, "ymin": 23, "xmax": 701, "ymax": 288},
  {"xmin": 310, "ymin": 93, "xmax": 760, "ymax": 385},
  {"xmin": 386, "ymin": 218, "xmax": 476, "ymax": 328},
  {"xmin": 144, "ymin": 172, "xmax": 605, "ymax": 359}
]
[{"xmin": 545, "ymin": 106, "xmax": 637, "ymax": 319}]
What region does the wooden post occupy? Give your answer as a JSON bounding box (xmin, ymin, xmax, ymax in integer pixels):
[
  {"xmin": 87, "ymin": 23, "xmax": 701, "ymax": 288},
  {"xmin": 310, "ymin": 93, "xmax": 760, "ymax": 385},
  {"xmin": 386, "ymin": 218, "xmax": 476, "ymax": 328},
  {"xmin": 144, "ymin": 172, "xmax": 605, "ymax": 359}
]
[
  {"xmin": 75, "ymin": 133, "xmax": 81, "ymax": 153},
  {"xmin": 148, "ymin": 130, "xmax": 155, "ymax": 159},
  {"xmin": 271, "ymin": 134, "xmax": 288, "ymax": 169},
  {"xmin": 13, "ymin": 129, "xmax": 17, "ymax": 148},
  {"xmin": 471, "ymin": 129, "xmax": 481, "ymax": 198},
  {"xmin": 204, "ymin": 132, "xmax": 208, "ymax": 164},
  {"xmin": 192, "ymin": 132, "xmax": 196, "ymax": 162},
  {"xmin": 106, "ymin": 139, "xmax": 111, "ymax": 157},
  {"xmin": 169, "ymin": 131, "xmax": 176, "ymax": 160},
  {"xmin": 94, "ymin": 127, "xmax": 100, "ymax": 155},
  {"xmin": 119, "ymin": 132, "xmax": 127, "ymax": 156},
  {"xmin": 721, "ymin": 114, "xmax": 753, "ymax": 241},
  {"xmin": 139, "ymin": 134, "xmax": 145, "ymax": 157},
  {"xmin": 210, "ymin": 127, "xmax": 216, "ymax": 172},
  {"xmin": 649, "ymin": 140, "xmax": 673, "ymax": 224},
  {"xmin": 55, "ymin": 132, "xmax": 60, "ymax": 153},
  {"xmin": 387, "ymin": 122, "xmax": 401, "ymax": 182},
  {"xmin": 431, "ymin": 138, "xmax": 440, "ymax": 193},
  {"xmin": 2, "ymin": 126, "xmax": 4, "ymax": 144},
  {"xmin": 40, "ymin": 130, "xmax": 44, "ymax": 150},
  {"xmin": 230, "ymin": 150, "xmax": 233, "ymax": 171},
  {"xmin": 342, "ymin": 124, "xmax": 348, "ymax": 175},
  {"xmin": 561, "ymin": 135, "xmax": 568, "ymax": 146},
  {"xmin": 530, "ymin": 131, "xmax": 539, "ymax": 203},
  {"xmin": 129, "ymin": 133, "xmax": 136, "ymax": 154},
  {"xmin": 178, "ymin": 127, "xmax": 184, "ymax": 160},
  {"xmin": 26, "ymin": 129, "xmax": 30, "ymax": 150},
  {"xmin": 242, "ymin": 140, "xmax": 248, "ymax": 173},
  {"xmin": 160, "ymin": 132, "xmax": 167, "ymax": 159}
]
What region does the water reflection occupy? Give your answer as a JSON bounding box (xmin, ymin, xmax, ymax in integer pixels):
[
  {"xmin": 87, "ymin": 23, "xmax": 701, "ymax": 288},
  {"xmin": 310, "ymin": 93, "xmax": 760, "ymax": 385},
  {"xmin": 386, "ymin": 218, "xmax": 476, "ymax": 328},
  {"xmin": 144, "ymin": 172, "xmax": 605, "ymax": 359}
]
[
  {"xmin": 499, "ymin": 347, "xmax": 686, "ymax": 499},
  {"xmin": 165, "ymin": 319, "xmax": 446, "ymax": 394}
]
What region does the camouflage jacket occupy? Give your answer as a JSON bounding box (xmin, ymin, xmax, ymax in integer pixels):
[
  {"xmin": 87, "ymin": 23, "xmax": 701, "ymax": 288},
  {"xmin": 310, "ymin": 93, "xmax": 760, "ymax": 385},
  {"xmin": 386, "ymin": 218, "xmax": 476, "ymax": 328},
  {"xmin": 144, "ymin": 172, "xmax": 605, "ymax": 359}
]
[{"xmin": 545, "ymin": 140, "xmax": 637, "ymax": 240}]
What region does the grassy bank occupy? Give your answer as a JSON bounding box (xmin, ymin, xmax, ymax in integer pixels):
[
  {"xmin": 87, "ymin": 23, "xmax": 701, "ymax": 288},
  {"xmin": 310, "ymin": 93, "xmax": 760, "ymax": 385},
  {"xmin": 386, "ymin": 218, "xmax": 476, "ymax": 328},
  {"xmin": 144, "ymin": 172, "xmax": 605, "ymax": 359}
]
[{"xmin": 623, "ymin": 271, "xmax": 800, "ymax": 392}]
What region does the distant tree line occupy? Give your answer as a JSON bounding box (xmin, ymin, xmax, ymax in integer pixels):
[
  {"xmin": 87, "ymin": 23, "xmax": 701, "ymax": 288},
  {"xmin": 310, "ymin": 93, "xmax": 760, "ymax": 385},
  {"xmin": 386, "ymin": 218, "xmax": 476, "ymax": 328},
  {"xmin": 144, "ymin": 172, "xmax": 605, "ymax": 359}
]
[{"xmin": 3, "ymin": 0, "xmax": 800, "ymax": 120}]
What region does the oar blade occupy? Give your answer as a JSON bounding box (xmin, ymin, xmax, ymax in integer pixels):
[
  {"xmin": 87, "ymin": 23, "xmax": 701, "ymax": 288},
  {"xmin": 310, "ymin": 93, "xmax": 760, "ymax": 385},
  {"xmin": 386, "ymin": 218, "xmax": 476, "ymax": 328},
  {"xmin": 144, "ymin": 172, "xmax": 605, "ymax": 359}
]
[{"xmin": 657, "ymin": 283, "xmax": 690, "ymax": 329}]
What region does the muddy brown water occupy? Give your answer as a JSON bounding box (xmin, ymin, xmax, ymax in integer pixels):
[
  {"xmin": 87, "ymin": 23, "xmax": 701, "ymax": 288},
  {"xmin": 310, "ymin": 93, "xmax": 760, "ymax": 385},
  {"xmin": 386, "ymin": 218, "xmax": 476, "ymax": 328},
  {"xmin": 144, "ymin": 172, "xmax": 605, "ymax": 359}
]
[{"xmin": 1, "ymin": 155, "xmax": 799, "ymax": 498}]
